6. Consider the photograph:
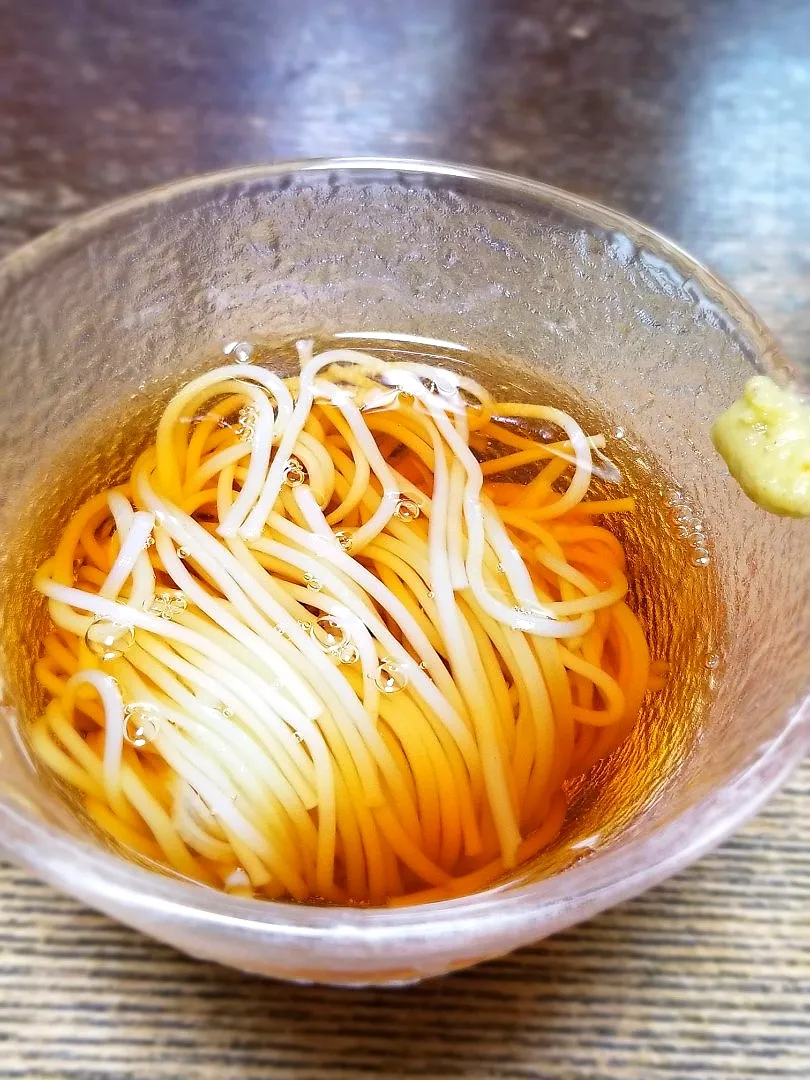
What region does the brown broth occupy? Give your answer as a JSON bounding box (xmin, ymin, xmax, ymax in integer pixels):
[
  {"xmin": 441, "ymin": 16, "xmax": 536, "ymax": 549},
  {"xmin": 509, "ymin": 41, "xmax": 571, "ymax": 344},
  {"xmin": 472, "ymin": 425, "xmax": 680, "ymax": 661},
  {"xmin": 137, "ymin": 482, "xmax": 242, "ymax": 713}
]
[{"xmin": 0, "ymin": 332, "xmax": 724, "ymax": 896}]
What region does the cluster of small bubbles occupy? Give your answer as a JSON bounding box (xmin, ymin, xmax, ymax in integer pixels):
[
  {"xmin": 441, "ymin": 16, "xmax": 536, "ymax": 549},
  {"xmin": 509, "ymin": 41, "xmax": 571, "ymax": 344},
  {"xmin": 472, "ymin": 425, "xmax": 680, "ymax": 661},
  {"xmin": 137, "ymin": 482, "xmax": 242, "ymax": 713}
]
[
  {"xmin": 310, "ymin": 615, "xmax": 348, "ymax": 652},
  {"xmin": 337, "ymin": 642, "xmax": 360, "ymax": 665},
  {"xmin": 303, "ymin": 572, "xmax": 322, "ymax": 592},
  {"xmin": 666, "ymin": 495, "xmax": 711, "ymax": 566},
  {"xmin": 234, "ymin": 404, "xmax": 257, "ymax": 441},
  {"xmin": 223, "ymin": 341, "xmax": 253, "ymax": 364},
  {"xmin": 150, "ymin": 590, "xmax": 188, "ymax": 620},
  {"xmin": 283, "ymin": 457, "xmax": 307, "ymax": 487},
  {"xmin": 297, "ymin": 618, "xmax": 314, "ymax": 632},
  {"xmin": 123, "ymin": 704, "xmax": 160, "ymax": 748},
  {"xmin": 85, "ymin": 618, "xmax": 135, "ymax": 661},
  {"xmin": 144, "ymin": 535, "xmax": 155, "ymax": 549},
  {"xmin": 375, "ymin": 659, "xmax": 409, "ymax": 694},
  {"xmin": 614, "ymin": 426, "xmax": 625, "ymax": 439},
  {"xmin": 293, "ymin": 730, "xmax": 305, "ymax": 743},
  {"xmin": 394, "ymin": 495, "xmax": 421, "ymax": 522},
  {"xmin": 334, "ymin": 530, "xmax": 353, "ymax": 552},
  {"xmin": 705, "ymin": 653, "xmax": 720, "ymax": 669}
]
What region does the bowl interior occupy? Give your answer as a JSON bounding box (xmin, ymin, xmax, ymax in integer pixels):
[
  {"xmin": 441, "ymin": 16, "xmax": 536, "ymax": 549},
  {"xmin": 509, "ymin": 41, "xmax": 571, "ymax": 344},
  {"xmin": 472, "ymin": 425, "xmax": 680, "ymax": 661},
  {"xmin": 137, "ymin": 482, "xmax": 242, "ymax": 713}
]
[{"xmin": 0, "ymin": 161, "xmax": 807, "ymax": 984}]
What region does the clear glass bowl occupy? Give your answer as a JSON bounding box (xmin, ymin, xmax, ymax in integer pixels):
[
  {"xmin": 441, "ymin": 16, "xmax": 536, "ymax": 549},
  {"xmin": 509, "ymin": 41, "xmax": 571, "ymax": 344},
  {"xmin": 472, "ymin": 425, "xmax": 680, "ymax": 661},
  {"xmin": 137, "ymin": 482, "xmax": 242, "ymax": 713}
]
[{"xmin": 0, "ymin": 159, "xmax": 807, "ymax": 986}]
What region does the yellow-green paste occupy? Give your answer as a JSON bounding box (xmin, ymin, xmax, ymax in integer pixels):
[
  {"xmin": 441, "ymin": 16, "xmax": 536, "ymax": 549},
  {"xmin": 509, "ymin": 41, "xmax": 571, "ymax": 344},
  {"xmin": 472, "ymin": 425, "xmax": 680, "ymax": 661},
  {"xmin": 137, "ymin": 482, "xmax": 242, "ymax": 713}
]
[{"xmin": 712, "ymin": 376, "xmax": 810, "ymax": 517}]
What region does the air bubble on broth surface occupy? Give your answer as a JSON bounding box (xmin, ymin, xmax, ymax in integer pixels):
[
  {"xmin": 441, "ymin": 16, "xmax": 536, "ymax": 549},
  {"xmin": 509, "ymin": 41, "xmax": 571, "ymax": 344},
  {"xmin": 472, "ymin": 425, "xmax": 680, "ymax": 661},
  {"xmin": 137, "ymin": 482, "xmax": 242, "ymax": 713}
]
[
  {"xmin": 123, "ymin": 704, "xmax": 161, "ymax": 748},
  {"xmin": 310, "ymin": 616, "xmax": 349, "ymax": 652},
  {"xmin": 374, "ymin": 660, "xmax": 410, "ymax": 694},
  {"xmin": 394, "ymin": 495, "xmax": 421, "ymax": 522},
  {"xmin": 84, "ymin": 618, "xmax": 135, "ymax": 661},
  {"xmin": 3, "ymin": 331, "xmax": 723, "ymax": 906}
]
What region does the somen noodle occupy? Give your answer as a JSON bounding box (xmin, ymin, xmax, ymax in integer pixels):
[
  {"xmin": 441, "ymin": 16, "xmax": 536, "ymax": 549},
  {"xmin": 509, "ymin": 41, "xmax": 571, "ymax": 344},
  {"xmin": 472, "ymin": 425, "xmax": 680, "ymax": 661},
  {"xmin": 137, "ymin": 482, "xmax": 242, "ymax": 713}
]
[{"xmin": 30, "ymin": 344, "xmax": 654, "ymax": 905}]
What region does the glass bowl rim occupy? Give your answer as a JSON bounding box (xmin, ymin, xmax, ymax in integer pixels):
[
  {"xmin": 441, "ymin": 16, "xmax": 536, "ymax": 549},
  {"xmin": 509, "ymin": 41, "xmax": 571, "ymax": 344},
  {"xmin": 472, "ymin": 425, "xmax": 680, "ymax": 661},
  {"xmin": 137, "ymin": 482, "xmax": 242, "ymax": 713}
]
[{"xmin": 0, "ymin": 156, "xmax": 807, "ymax": 945}]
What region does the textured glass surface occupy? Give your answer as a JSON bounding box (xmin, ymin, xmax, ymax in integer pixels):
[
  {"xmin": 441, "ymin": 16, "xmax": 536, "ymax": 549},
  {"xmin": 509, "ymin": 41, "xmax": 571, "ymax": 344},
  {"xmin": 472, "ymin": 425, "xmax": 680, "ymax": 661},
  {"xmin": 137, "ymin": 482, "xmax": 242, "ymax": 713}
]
[{"xmin": 0, "ymin": 160, "xmax": 807, "ymax": 985}]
